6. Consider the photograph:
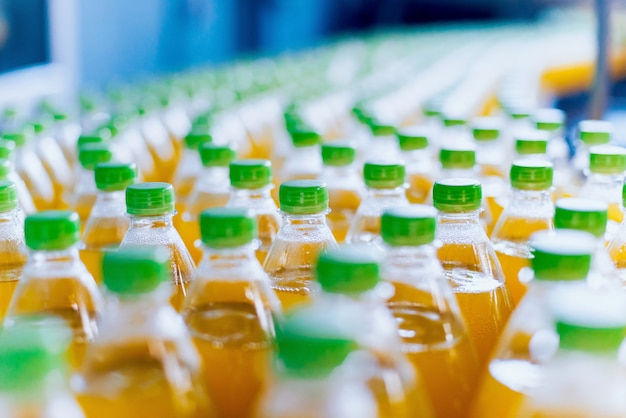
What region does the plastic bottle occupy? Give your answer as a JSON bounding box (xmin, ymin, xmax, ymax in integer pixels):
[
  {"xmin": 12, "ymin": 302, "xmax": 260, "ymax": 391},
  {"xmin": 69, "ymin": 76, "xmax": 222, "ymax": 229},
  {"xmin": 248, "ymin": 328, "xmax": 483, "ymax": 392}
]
[
  {"xmin": 136, "ymin": 105, "xmax": 180, "ymax": 182},
  {"xmin": 80, "ymin": 163, "xmax": 137, "ymax": 284},
  {"xmin": 345, "ymin": 161, "xmax": 408, "ymax": 246},
  {"xmin": 439, "ymin": 112, "xmax": 472, "ymax": 148},
  {"xmin": 71, "ymin": 143, "xmax": 114, "ymax": 228},
  {"xmin": 572, "ymin": 120, "xmax": 612, "ymax": 173},
  {"xmin": 280, "ymin": 125, "xmax": 323, "ymax": 183},
  {"xmin": 263, "ymin": 180, "xmax": 338, "ymax": 312},
  {"xmin": 433, "ymin": 178, "xmax": 513, "ymax": 366},
  {"xmin": 172, "ymin": 126, "xmax": 213, "ymax": 215},
  {"xmin": 469, "ymin": 229, "xmax": 596, "ymax": 418},
  {"xmin": 516, "ymin": 288, "xmax": 626, "ymax": 418},
  {"xmin": 180, "ymin": 143, "xmax": 236, "ymax": 262},
  {"xmin": 5, "ymin": 210, "xmax": 103, "ymax": 369},
  {"xmin": 2, "ymin": 131, "xmax": 56, "ymax": 210},
  {"xmin": 318, "ymin": 143, "xmax": 364, "ymax": 242},
  {"xmin": 471, "ymin": 116, "xmax": 507, "ymax": 178},
  {"xmin": 120, "ymin": 182, "xmax": 195, "ymax": 311},
  {"xmin": 0, "ymin": 181, "xmax": 26, "ymax": 321},
  {"xmin": 313, "ymin": 246, "xmax": 435, "ymax": 418},
  {"xmin": 360, "ymin": 118, "xmax": 401, "ymax": 163},
  {"xmin": 104, "ymin": 114, "xmax": 157, "ymax": 182},
  {"xmin": 396, "ymin": 127, "xmax": 434, "ymax": 204},
  {"xmin": 227, "ymin": 159, "xmax": 281, "ymax": 264},
  {"xmin": 578, "ymin": 145, "xmax": 626, "ymax": 225},
  {"xmin": 255, "ymin": 307, "xmax": 378, "ymax": 418},
  {"xmin": 0, "ymin": 141, "xmax": 35, "ymax": 214},
  {"xmin": 74, "ymin": 247, "xmax": 214, "ymax": 418},
  {"xmin": 0, "ymin": 324, "xmax": 85, "ymax": 418},
  {"xmin": 555, "ymin": 198, "xmax": 617, "ymax": 289},
  {"xmin": 381, "ymin": 206, "xmax": 480, "ymax": 418},
  {"xmin": 513, "ymin": 130, "xmax": 550, "ymax": 162},
  {"xmin": 182, "ymin": 208, "xmax": 281, "ymax": 418},
  {"xmin": 491, "ymin": 160, "xmax": 555, "ymax": 306}
]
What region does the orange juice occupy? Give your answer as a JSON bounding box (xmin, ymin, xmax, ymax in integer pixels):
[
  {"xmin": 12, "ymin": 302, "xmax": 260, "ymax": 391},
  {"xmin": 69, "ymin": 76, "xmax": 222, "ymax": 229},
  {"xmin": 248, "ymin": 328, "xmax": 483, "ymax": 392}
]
[
  {"xmin": 405, "ymin": 172, "xmax": 433, "ymax": 204},
  {"xmin": 139, "ymin": 116, "xmax": 179, "ymax": 182},
  {"xmin": 326, "ymin": 188, "xmax": 362, "ymax": 243},
  {"xmin": 184, "ymin": 280, "xmax": 275, "ymax": 418},
  {"xmin": 0, "ymin": 205, "xmax": 26, "ymax": 321},
  {"xmin": 35, "ymin": 132, "xmax": 73, "ymax": 208},
  {"xmin": 608, "ymin": 202, "xmax": 623, "ymax": 224},
  {"xmin": 81, "ymin": 217, "xmax": 130, "ymax": 284},
  {"xmin": 16, "ymin": 148, "xmax": 56, "ymax": 210},
  {"xmin": 469, "ymin": 360, "xmax": 528, "ymax": 418}
]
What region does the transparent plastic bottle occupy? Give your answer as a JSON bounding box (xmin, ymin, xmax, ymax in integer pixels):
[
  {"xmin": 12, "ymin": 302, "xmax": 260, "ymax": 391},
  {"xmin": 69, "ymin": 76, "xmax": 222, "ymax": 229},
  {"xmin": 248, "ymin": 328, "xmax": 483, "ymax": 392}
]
[
  {"xmin": 516, "ymin": 288, "xmax": 626, "ymax": 418},
  {"xmin": 74, "ymin": 247, "xmax": 215, "ymax": 418},
  {"xmin": 227, "ymin": 159, "xmax": 281, "ymax": 264},
  {"xmin": 263, "ymin": 180, "xmax": 338, "ymax": 312},
  {"xmin": 0, "ymin": 181, "xmax": 26, "ymax": 321},
  {"xmin": 106, "ymin": 114, "xmax": 158, "ymax": 182},
  {"xmin": 180, "ymin": 143, "xmax": 236, "ymax": 263},
  {"xmin": 471, "ymin": 116, "xmax": 507, "ymax": 178},
  {"xmin": 491, "ymin": 160, "xmax": 555, "ymax": 306},
  {"xmin": 5, "ymin": 210, "xmax": 103, "ymax": 369},
  {"xmin": 555, "ymin": 198, "xmax": 617, "ymax": 289},
  {"xmin": 578, "ymin": 145, "xmax": 626, "ymax": 225},
  {"xmin": 279, "ymin": 125, "xmax": 323, "ymax": 183},
  {"xmin": 182, "ymin": 208, "xmax": 281, "ymax": 418},
  {"xmin": 172, "ymin": 126, "xmax": 213, "ymax": 215},
  {"xmin": 396, "ymin": 126, "xmax": 434, "ymax": 204},
  {"xmin": 318, "ymin": 143, "xmax": 364, "ymax": 243},
  {"xmin": 80, "ymin": 163, "xmax": 137, "ymax": 284},
  {"xmin": 313, "ymin": 246, "xmax": 436, "ymax": 418},
  {"xmin": 513, "ymin": 130, "xmax": 550, "ymax": 162},
  {"xmin": 255, "ymin": 307, "xmax": 378, "ymax": 418},
  {"xmin": 0, "ymin": 141, "xmax": 35, "ymax": 214},
  {"xmin": 345, "ymin": 161, "xmax": 408, "ymax": 246},
  {"xmin": 469, "ymin": 229, "xmax": 597, "ymax": 418},
  {"xmin": 438, "ymin": 112, "xmax": 472, "ymax": 149},
  {"xmin": 71, "ymin": 143, "xmax": 114, "ymax": 228},
  {"xmin": 2, "ymin": 131, "xmax": 56, "ymax": 210},
  {"xmin": 381, "ymin": 206, "xmax": 480, "ymax": 418},
  {"xmin": 360, "ymin": 118, "xmax": 401, "ymax": 163},
  {"xmin": 433, "ymin": 178, "xmax": 513, "ymax": 366},
  {"xmin": 120, "ymin": 182, "xmax": 195, "ymax": 311},
  {"xmin": 0, "ymin": 323, "xmax": 85, "ymax": 418},
  {"xmin": 572, "ymin": 120, "xmax": 612, "ymax": 174},
  {"xmin": 136, "ymin": 105, "xmax": 179, "ymax": 182}
]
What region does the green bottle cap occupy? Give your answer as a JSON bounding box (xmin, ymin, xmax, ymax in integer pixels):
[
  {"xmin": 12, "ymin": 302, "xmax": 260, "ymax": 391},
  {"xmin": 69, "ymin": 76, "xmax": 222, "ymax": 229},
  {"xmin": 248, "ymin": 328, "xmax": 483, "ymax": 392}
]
[
  {"xmin": 510, "ymin": 159, "xmax": 553, "ymax": 190},
  {"xmin": 229, "ymin": 159, "xmax": 272, "ymax": 189},
  {"xmin": 77, "ymin": 134, "xmax": 106, "ymax": 148},
  {"xmin": 279, "ymin": 180, "xmax": 328, "ymax": 214},
  {"xmin": 363, "ymin": 161, "xmax": 405, "ymax": 189},
  {"xmin": 184, "ymin": 128, "xmax": 213, "ymax": 150},
  {"xmin": 199, "ymin": 207, "xmax": 257, "ymax": 248},
  {"xmin": 28, "ymin": 122, "xmax": 46, "ymax": 135},
  {"xmin": 0, "ymin": 324, "xmax": 68, "ymax": 392},
  {"xmin": 25, "ymin": 211, "xmax": 80, "ymax": 250},
  {"xmin": 515, "ymin": 130, "xmax": 549, "ymax": 155},
  {"xmin": 103, "ymin": 247, "xmax": 171, "ymax": 295},
  {"xmin": 533, "ymin": 108, "xmax": 565, "ymax": 132},
  {"xmin": 422, "ymin": 99, "xmax": 442, "ymax": 117},
  {"xmin": 554, "ymin": 198, "xmax": 608, "ymax": 238},
  {"xmin": 276, "ymin": 309, "xmax": 357, "ymax": 378},
  {"xmin": 0, "ymin": 139, "xmax": 15, "ymax": 159},
  {"xmin": 316, "ymin": 247, "xmax": 381, "ymax": 294},
  {"xmin": 289, "ymin": 127, "xmax": 322, "ymax": 147},
  {"xmin": 78, "ymin": 143, "xmax": 113, "ymax": 170},
  {"xmin": 200, "ymin": 143, "xmax": 236, "ymax": 167},
  {"xmin": 472, "ymin": 117, "xmax": 502, "ymax": 141},
  {"xmin": 530, "ymin": 230, "xmax": 595, "ymax": 281},
  {"xmin": 433, "ymin": 178, "xmax": 482, "ymax": 212},
  {"xmin": 321, "ymin": 143, "xmax": 356, "ymax": 166},
  {"xmin": 442, "ymin": 113, "xmax": 467, "ymax": 127},
  {"xmin": 95, "ymin": 163, "xmax": 137, "ymax": 192},
  {"xmin": 396, "ymin": 127, "xmax": 430, "ymax": 151},
  {"xmin": 126, "ymin": 182, "xmax": 175, "ymax": 216},
  {"xmin": 579, "ymin": 120, "xmax": 612, "ymax": 146},
  {"xmin": 0, "ymin": 159, "xmax": 11, "ymax": 179},
  {"xmin": 506, "ymin": 104, "xmax": 532, "ymax": 120},
  {"xmin": 0, "ymin": 180, "xmax": 18, "ymax": 212},
  {"xmin": 439, "ymin": 147, "xmax": 476, "ymax": 170},
  {"xmin": 381, "ymin": 205, "xmax": 437, "ymax": 247},
  {"xmin": 368, "ymin": 118, "xmax": 396, "ymax": 137},
  {"xmin": 589, "ymin": 145, "xmax": 626, "ymax": 175},
  {"xmin": 550, "ymin": 290, "xmax": 626, "ymax": 353},
  {"xmin": 1, "ymin": 132, "xmax": 26, "ymax": 147}
]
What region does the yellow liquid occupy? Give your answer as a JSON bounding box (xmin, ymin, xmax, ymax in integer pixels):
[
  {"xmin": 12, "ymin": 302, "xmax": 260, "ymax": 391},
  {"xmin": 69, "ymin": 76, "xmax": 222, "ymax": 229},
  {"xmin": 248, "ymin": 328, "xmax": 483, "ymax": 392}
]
[
  {"xmin": 76, "ymin": 341, "xmax": 213, "ymax": 418},
  {"xmin": 180, "ymin": 191, "xmax": 231, "ymax": 264},
  {"xmin": 438, "ymin": 243, "xmax": 513, "ymax": 367},
  {"xmin": 256, "ymin": 213, "xmax": 281, "ymax": 265},
  {"xmin": 168, "ymin": 241, "xmax": 194, "ymax": 312},
  {"xmin": 495, "ymin": 251, "xmax": 530, "ymax": 307},
  {"xmin": 8, "ymin": 277, "xmax": 99, "ymax": 369},
  {"xmin": 37, "ymin": 138, "xmax": 73, "ymax": 208},
  {"xmin": 16, "ymin": 156, "xmax": 56, "ymax": 210},
  {"xmin": 388, "ymin": 282, "xmax": 480, "ymax": 418},
  {"xmin": 80, "ymin": 217, "xmax": 130, "ymax": 284},
  {"xmin": 405, "ymin": 172, "xmax": 433, "ymax": 204},
  {"xmin": 327, "ymin": 188, "xmax": 362, "ymax": 243},
  {"xmin": 469, "ymin": 366, "xmax": 525, "ymax": 418},
  {"xmin": 0, "ymin": 227, "xmax": 26, "ymax": 321},
  {"xmin": 184, "ymin": 280, "xmax": 275, "ymax": 418},
  {"xmin": 608, "ymin": 202, "xmax": 623, "ymax": 224},
  {"xmin": 72, "ymin": 193, "xmax": 97, "ymax": 233}
]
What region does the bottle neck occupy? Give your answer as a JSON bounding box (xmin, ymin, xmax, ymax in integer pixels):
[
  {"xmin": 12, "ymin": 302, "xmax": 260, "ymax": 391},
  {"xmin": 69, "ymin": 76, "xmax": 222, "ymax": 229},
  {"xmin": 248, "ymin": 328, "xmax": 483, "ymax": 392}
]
[
  {"xmin": 0, "ymin": 207, "xmax": 21, "ymax": 223},
  {"xmin": 281, "ymin": 211, "xmax": 329, "ymax": 226},
  {"xmin": 199, "ymin": 243, "xmax": 258, "ymax": 267},
  {"xmin": 229, "ymin": 185, "xmax": 273, "ymax": 201},
  {"xmin": 28, "ymin": 245, "xmax": 81, "ymax": 265},
  {"xmin": 365, "ymin": 186, "xmax": 405, "ymax": 199},
  {"xmin": 95, "ymin": 189, "xmax": 126, "ymax": 205},
  {"xmin": 321, "ymin": 165, "xmax": 358, "ymax": 179},
  {"xmin": 510, "ymin": 187, "xmax": 553, "ymax": 203},
  {"xmin": 437, "ymin": 209, "xmax": 482, "ymax": 224},
  {"xmin": 585, "ymin": 172, "xmax": 624, "ymax": 187},
  {"xmin": 129, "ymin": 213, "xmax": 174, "ymax": 228}
]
